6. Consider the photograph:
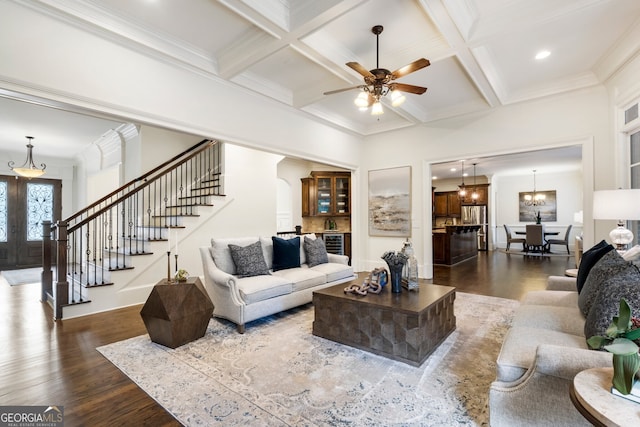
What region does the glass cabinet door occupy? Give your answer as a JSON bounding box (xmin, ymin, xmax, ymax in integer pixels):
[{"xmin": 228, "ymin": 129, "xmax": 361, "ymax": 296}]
[
  {"xmin": 335, "ymin": 177, "xmax": 349, "ymax": 214},
  {"xmin": 316, "ymin": 177, "xmax": 332, "ymax": 214}
]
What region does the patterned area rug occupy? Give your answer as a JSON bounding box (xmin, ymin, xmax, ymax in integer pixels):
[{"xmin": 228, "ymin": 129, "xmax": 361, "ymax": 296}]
[{"xmin": 98, "ymin": 292, "xmax": 519, "ymax": 426}]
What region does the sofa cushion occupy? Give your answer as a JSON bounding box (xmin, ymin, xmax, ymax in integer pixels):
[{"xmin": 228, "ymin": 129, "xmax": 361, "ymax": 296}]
[
  {"xmin": 511, "ymin": 305, "xmax": 585, "ymax": 336},
  {"xmin": 211, "ymin": 237, "xmax": 267, "ymax": 274},
  {"xmin": 576, "ymin": 240, "xmax": 613, "ymax": 293},
  {"xmin": 578, "ymin": 250, "xmax": 629, "ymax": 316},
  {"xmin": 584, "ymin": 265, "xmax": 640, "ymax": 339},
  {"xmin": 228, "ymin": 240, "xmax": 270, "ymax": 278},
  {"xmin": 496, "ymin": 326, "xmax": 589, "ymax": 383},
  {"xmin": 236, "ymin": 275, "xmax": 293, "ymax": 304},
  {"xmin": 271, "ymin": 267, "xmax": 326, "ymax": 292},
  {"xmin": 271, "ymin": 236, "xmax": 301, "ymax": 271},
  {"xmin": 309, "ymin": 262, "xmax": 354, "ymax": 283},
  {"xmin": 521, "ymin": 290, "xmax": 578, "ymax": 308},
  {"xmin": 623, "ymin": 245, "xmax": 640, "ymax": 262},
  {"xmin": 304, "ymin": 235, "xmax": 329, "ymax": 267}
]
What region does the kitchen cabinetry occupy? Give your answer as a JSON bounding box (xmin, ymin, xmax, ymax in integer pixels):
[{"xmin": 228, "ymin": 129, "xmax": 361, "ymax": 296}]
[
  {"xmin": 301, "ymin": 172, "xmax": 350, "ymax": 217},
  {"xmin": 460, "ymin": 184, "xmax": 490, "ymax": 205},
  {"xmin": 434, "ymin": 191, "xmax": 461, "ymax": 217}
]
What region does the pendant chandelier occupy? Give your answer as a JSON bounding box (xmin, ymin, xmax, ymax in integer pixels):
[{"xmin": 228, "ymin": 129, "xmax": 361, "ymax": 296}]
[
  {"xmin": 457, "ymin": 160, "xmax": 467, "ymax": 199},
  {"xmin": 523, "ymin": 169, "xmax": 545, "ymax": 206},
  {"xmin": 8, "ymin": 136, "xmax": 46, "ymax": 178},
  {"xmin": 471, "ymin": 163, "xmax": 479, "ymax": 203}
]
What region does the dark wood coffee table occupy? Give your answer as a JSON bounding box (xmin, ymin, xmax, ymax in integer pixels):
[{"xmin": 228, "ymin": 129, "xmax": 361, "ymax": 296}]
[{"xmin": 312, "ymin": 281, "xmax": 456, "ymax": 366}]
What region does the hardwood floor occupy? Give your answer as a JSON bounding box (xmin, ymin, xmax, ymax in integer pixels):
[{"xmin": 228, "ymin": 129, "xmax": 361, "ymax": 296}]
[{"xmin": 0, "ymin": 251, "xmax": 574, "ymax": 426}]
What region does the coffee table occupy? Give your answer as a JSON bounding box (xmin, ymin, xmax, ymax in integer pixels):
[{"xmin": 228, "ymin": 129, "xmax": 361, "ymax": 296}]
[{"xmin": 312, "ymin": 281, "xmax": 456, "ymax": 366}]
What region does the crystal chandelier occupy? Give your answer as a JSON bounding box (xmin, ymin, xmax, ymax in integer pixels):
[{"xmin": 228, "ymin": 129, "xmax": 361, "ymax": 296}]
[
  {"xmin": 523, "ymin": 169, "xmax": 545, "ymax": 206},
  {"xmin": 8, "ymin": 136, "xmax": 46, "ymax": 178}
]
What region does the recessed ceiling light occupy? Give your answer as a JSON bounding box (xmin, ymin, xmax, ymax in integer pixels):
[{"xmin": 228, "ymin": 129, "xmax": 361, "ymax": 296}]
[
  {"xmin": 432, "ymin": 176, "xmax": 438, "ymax": 180},
  {"xmin": 535, "ymin": 50, "xmax": 551, "ymax": 60},
  {"xmin": 450, "ymin": 168, "xmax": 457, "ymax": 172}
]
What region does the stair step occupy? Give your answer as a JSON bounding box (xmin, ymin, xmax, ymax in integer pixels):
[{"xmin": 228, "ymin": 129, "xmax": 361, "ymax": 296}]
[
  {"xmin": 166, "ymin": 203, "xmax": 213, "ymax": 208},
  {"xmin": 152, "ymin": 214, "xmax": 200, "ymax": 218}
]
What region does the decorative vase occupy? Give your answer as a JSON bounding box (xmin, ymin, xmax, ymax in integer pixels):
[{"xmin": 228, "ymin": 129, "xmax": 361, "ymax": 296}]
[
  {"xmin": 381, "ymin": 251, "xmax": 408, "ymax": 294},
  {"xmin": 612, "ymin": 353, "xmax": 640, "ymax": 395}
]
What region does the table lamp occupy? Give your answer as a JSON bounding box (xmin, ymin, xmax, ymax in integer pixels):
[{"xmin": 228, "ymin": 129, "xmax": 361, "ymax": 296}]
[{"xmin": 593, "ymin": 189, "xmax": 640, "ymax": 250}]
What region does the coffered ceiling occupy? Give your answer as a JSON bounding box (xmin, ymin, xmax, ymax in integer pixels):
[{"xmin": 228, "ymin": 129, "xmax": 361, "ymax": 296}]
[
  {"xmin": 81, "ymin": 0, "xmax": 640, "ymax": 135},
  {"xmin": 2, "ymin": 0, "xmax": 640, "ymax": 170}
]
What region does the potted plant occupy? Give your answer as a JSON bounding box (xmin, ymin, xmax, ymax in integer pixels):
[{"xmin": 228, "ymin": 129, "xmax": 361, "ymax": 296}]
[{"xmin": 587, "ymin": 298, "xmax": 640, "ymax": 395}]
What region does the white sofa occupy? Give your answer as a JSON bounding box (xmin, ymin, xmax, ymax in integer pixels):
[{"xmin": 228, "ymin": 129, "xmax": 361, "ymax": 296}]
[
  {"xmin": 199, "ymin": 235, "xmax": 355, "ymax": 333},
  {"xmin": 488, "ymin": 276, "xmax": 611, "ymax": 426},
  {"xmin": 489, "ymin": 244, "xmax": 640, "ymax": 426}
]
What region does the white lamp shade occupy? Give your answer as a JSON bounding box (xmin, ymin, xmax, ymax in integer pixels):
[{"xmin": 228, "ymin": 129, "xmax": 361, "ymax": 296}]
[{"xmin": 593, "ymin": 189, "xmax": 640, "ymax": 220}]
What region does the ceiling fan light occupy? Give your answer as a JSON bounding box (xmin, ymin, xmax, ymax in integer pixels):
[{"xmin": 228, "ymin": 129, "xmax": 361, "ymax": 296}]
[
  {"xmin": 391, "ymin": 90, "xmax": 406, "ymax": 107},
  {"xmin": 354, "ymin": 91, "xmax": 369, "ymax": 108},
  {"xmin": 371, "ymin": 101, "xmax": 384, "ymax": 115}
]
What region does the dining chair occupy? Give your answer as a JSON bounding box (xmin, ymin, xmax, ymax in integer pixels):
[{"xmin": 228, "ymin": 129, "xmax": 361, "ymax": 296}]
[
  {"xmin": 546, "ymin": 224, "xmax": 572, "ymax": 254},
  {"xmin": 525, "ymin": 224, "xmax": 547, "ymax": 253},
  {"xmin": 504, "ymin": 224, "xmax": 526, "ymax": 252}
]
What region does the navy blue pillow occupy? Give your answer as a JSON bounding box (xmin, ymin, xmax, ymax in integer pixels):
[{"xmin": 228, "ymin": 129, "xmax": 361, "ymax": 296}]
[
  {"xmin": 272, "ymin": 236, "xmax": 301, "ymax": 272},
  {"xmin": 576, "ymin": 240, "xmax": 614, "ymax": 293}
]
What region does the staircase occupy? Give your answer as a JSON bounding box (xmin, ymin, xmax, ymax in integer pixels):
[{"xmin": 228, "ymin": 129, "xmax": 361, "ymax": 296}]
[{"xmin": 41, "ymin": 139, "xmax": 224, "ymax": 319}]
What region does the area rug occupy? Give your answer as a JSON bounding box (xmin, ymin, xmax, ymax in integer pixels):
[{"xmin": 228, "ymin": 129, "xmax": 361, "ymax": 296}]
[
  {"xmin": 1, "ymin": 267, "xmax": 41, "ymax": 286},
  {"xmin": 497, "ymin": 248, "xmax": 572, "ymax": 258},
  {"xmin": 98, "ymin": 292, "xmax": 519, "ymax": 426}
]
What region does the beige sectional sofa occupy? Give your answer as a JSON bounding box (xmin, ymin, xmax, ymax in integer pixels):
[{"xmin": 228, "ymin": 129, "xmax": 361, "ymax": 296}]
[
  {"xmin": 200, "ymin": 235, "xmax": 355, "ymax": 333},
  {"xmin": 489, "ymin": 243, "xmax": 640, "ymax": 426}
]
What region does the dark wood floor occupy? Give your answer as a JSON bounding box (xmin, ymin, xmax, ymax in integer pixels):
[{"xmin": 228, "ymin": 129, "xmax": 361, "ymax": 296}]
[{"xmin": 0, "ymin": 251, "xmax": 574, "ymax": 426}]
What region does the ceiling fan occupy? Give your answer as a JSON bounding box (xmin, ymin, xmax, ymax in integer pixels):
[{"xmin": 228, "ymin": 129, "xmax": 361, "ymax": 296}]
[{"xmin": 324, "ymin": 25, "xmax": 430, "ymax": 114}]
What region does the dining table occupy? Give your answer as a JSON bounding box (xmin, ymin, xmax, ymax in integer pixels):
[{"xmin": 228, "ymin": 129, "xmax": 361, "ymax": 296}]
[{"xmin": 515, "ymin": 229, "xmax": 560, "ymax": 253}]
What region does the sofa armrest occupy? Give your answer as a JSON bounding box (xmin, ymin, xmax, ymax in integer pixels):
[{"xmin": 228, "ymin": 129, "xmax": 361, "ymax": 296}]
[
  {"xmin": 493, "ymin": 344, "xmax": 611, "ymax": 390},
  {"xmin": 489, "ymin": 344, "xmax": 612, "ymax": 426},
  {"xmin": 327, "ymin": 253, "xmax": 349, "ymax": 265},
  {"xmin": 546, "ymin": 275, "xmax": 577, "ymax": 291},
  {"xmin": 199, "ymin": 247, "xmax": 244, "ymax": 306},
  {"xmin": 531, "ymin": 344, "xmax": 612, "ymax": 380}
]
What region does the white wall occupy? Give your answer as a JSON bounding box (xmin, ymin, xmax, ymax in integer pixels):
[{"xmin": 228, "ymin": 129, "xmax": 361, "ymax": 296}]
[
  {"xmin": 492, "ymin": 170, "xmax": 583, "ymax": 249},
  {"xmin": 360, "ymin": 87, "xmax": 609, "ymax": 278}
]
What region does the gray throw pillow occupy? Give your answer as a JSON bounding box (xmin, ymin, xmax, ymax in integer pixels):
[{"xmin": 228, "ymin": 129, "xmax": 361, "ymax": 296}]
[
  {"xmin": 578, "ymin": 250, "xmax": 629, "ymax": 316},
  {"xmin": 304, "ymin": 236, "xmax": 329, "ymax": 268},
  {"xmin": 584, "ymin": 264, "xmax": 640, "ymax": 339},
  {"xmin": 228, "ymin": 240, "xmax": 269, "ymax": 278}
]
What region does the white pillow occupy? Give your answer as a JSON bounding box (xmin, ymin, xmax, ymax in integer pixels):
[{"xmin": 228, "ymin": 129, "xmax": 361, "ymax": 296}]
[{"xmin": 622, "ymin": 245, "xmax": 640, "ymax": 262}]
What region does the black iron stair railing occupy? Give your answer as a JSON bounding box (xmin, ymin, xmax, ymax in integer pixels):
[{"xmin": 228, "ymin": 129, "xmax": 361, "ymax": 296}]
[{"xmin": 41, "ymin": 139, "xmax": 223, "ymax": 319}]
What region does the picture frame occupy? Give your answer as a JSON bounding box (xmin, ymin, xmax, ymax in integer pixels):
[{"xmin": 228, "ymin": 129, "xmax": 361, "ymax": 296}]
[
  {"xmin": 518, "ymin": 190, "xmax": 557, "ymax": 222},
  {"xmin": 368, "ymin": 166, "xmax": 411, "ymax": 237}
]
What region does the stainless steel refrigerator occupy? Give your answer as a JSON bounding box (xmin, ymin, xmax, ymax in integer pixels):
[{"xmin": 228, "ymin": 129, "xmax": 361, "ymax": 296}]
[{"xmin": 462, "ymin": 205, "xmax": 488, "ymax": 251}]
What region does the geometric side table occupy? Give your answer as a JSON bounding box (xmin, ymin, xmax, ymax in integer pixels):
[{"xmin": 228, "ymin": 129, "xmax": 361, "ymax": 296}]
[{"xmin": 140, "ymin": 277, "xmax": 214, "ymax": 349}]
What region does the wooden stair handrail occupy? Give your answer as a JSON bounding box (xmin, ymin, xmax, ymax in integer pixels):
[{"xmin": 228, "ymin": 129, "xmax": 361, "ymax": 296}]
[
  {"xmin": 64, "ymin": 139, "xmax": 215, "ymax": 225},
  {"xmin": 67, "ymin": 139, "xmax": 219, "ymax": 233}
]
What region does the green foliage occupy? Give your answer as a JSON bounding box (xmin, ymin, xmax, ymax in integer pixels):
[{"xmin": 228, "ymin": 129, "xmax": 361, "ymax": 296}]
[{"xmin": 588, "ymin": 299, "xmax": 640, "ymax": 395}]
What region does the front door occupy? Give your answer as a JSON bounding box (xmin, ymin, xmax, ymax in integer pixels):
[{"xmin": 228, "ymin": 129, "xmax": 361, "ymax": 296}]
[{"xmin": 0, "ymin": 175, "xmax": 62, "ymax": 270}]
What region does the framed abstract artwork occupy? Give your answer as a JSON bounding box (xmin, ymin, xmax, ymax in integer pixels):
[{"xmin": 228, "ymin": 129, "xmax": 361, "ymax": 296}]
[
  {"xmin": 518, "ymin": 190, "xmax": 557, "ymax": 222},
  {"xmin": 368, "ymin": 166, "xmax": 411, "ymax": 237}
]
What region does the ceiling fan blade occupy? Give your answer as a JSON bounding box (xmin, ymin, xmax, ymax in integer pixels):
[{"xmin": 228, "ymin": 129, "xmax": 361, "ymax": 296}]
[
  {"xmin": 346, "ymin": 62, "xmax": 375, "ymax": 79},
  {"xmin": 323, "ymin": 85, "xmax": 363, "ymax": 95},
  {"xmin": 390, "ymin": 83, "xmax": 427, "ymax": 95},
  {"xmin": 390, "ymin": 58, "xmax": 430, "ymax": 80}
]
